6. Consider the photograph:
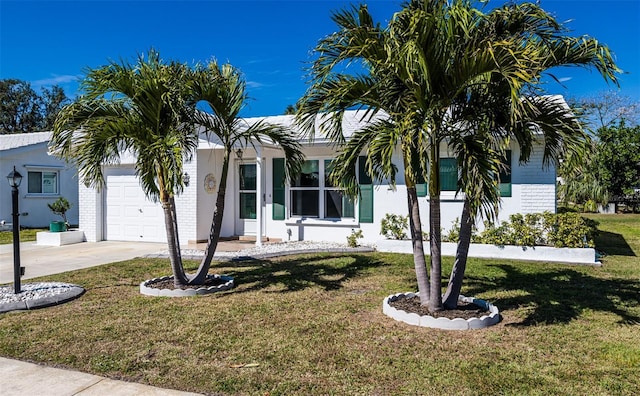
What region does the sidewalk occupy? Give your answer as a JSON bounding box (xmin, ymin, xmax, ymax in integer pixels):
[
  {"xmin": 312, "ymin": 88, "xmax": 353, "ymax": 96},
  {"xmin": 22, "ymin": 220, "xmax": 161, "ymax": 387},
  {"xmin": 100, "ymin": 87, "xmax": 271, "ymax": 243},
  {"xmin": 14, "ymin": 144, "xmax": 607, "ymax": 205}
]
[{"xmin": 0, "ymin": 357, "xmax": 201, "ymax": 395}]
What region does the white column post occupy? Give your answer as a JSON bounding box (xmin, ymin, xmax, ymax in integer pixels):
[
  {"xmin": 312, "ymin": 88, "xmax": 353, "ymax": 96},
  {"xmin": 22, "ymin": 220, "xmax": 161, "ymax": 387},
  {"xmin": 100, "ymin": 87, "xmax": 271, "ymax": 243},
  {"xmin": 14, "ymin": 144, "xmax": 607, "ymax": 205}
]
[{"xmin": 255, "ymin": 145, "xmax": 263, "ymax": 247}]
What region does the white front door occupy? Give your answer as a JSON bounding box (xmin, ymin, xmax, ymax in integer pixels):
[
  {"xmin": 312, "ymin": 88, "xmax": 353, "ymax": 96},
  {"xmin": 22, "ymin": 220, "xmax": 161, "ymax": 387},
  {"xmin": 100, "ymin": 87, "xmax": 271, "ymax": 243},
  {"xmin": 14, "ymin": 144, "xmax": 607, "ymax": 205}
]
[{"xmin": 235, "ymin": 162, "xmax": 257, "ymax": 235}]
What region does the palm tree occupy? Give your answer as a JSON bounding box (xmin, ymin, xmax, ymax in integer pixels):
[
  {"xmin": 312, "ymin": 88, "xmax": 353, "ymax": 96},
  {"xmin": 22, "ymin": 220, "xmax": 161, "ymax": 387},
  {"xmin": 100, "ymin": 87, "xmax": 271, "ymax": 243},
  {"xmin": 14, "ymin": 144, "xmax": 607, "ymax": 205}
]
[
  {"xmin": 439, "ymin": 1, "xmax": 619, "ymax": 308},
  {"xmin": 299, "ymin": 0, "xmax": 531, "ymax": 312},
  {"xmin": 52, "ymin": 54, "xmax": 304, "ymax": 287},
  {"xmin": 188, "ymin": 61, "xmax": 304, "ymax": 284},
  {"xmin": 51, "ymin": 50, "xmax": 197, "ymax": 286},
  {"xmin": 299, "ymin": 0, "xmax": 619, "ymax": 312}
]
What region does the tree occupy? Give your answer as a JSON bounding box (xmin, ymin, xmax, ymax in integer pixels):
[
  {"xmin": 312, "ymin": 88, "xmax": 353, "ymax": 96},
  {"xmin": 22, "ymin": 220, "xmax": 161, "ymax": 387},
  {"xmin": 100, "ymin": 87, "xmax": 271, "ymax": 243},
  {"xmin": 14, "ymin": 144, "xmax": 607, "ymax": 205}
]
[
  {"xmin": 52, "ymin": 52, "xmax": 303, "ymax": 287},
  {"xmin": 41, "ymin": 85, "xmax": 70, "ymax": 131},
  {"xmin": 298, "ymin": 0, "xmax": 619, "ymax": 312},
  {"xmin": 0, "ymin": 79, "xmax": 43, "ymax": 133},
  {"xmin": 284, "ymin": 104, "xmax": 297, "ymax": 115},
  {"xmin": 188, "ymin": 61, "xmax": 304, "ymax": 284},
  {"xmin": 51, "ymin": 50, "xmax": 198, "ymax": 286},
  {"xmin": 0, "ymin": 79, "xmax": 69, "ymax": 133},
  {"xmin": 439, "ymin": 0, "xmax": 619, "ymax": 307},
  {"xmin": 570, "ymin": 91, "xmax": 639, "ymax": 131},
  {"xmin": 596, "ymin": 122, "xmax": 640, "ymax": 197}
]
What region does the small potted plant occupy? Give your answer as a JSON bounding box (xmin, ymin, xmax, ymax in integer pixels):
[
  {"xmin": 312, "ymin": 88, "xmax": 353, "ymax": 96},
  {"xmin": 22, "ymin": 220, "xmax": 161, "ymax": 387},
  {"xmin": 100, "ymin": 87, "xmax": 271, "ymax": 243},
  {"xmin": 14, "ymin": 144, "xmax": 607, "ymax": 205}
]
[{"xmin": 48, "ymin": 197, "xmax": 71, "ymax": 232}]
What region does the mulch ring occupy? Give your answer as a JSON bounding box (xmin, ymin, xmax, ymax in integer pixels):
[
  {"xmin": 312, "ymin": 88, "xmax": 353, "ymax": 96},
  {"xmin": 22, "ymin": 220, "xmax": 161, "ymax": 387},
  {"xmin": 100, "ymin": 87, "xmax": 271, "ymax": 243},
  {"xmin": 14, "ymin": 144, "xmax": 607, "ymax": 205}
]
[
  {"xmin": 145, "ymin": 276, "xmax": 228, "ymax": 290},
  {"xmin": 388, "ymin": 294, "xmax": 489, "ymax": 320}
]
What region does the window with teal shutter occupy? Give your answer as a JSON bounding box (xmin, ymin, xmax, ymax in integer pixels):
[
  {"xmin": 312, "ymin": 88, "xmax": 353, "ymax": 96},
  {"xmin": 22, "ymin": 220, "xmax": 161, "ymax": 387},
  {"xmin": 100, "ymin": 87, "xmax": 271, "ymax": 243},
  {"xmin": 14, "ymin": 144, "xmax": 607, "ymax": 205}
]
[
  {"xmin": 358, "ymin": 156, "xmax": 374, "ymax": 223},
  {"xmin": 440, "ymin": 158, "xmax": 457, "ymax": 191},
  {"xmin": 272, "ymin": 158, "xmax": 285, "ymax": 220},
  {"xmin": 499, "ymin": 150, "xmax": 512, "ymax": 197},
  {"xmin": 415, "ymin": 172, "xmax": 427, "ymax": 197}
]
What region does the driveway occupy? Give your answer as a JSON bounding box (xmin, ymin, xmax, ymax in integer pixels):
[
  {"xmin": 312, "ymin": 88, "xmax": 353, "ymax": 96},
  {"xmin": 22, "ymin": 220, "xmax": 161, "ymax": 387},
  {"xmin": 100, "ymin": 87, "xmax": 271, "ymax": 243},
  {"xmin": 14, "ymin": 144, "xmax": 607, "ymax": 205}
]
[{"xmin": 0, "ymin": 241, "xmax": 166, "ymax": 284}]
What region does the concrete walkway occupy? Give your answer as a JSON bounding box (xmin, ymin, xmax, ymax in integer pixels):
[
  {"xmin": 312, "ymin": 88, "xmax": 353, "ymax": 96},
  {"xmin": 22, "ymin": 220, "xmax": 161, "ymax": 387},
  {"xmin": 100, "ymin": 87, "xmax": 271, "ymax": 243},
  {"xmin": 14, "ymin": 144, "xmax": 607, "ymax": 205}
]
[
  {"xmin": 0, "ymin": 357, "xmax": 200, "ymax": 395},
  {"xmin": 0, "ymin": 240, "xmax": 166, "ymax": 284}
]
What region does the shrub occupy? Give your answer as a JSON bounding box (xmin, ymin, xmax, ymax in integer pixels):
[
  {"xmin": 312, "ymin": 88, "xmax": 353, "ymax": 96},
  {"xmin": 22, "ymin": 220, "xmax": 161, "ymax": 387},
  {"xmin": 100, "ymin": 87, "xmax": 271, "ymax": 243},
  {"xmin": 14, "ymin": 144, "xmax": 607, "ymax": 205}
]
[
  {"xmin": 346, "ymin": 229, "xmax": 364, "ymax": 248},
  {"xmin": 477, "ymin": 212, "xmax": 598, "ymax": 248},
  {"xmin": 47, "ymin": 197, "xmax": 71, "ymax": 226},
  {"xmin": 380, "ymin": 213, "xmax": 408, "ymax": 240},
  {"xmin": 442, "ymin": 218, "xmax": 460, "ymax": 243}
]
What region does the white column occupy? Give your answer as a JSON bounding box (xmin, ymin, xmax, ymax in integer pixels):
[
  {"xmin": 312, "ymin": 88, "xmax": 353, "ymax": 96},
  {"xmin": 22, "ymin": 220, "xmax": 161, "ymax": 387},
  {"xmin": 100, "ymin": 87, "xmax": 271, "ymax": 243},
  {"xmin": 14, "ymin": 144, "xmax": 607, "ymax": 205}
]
[{"xmin": 255, "ymin": 145, "xmax": 263, "ymax": 247}]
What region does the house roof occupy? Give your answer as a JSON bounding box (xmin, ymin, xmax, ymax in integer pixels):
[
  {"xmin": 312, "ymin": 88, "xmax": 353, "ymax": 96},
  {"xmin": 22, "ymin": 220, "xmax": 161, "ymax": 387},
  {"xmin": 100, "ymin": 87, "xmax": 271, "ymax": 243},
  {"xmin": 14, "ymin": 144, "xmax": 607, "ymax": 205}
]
[
  {"xmin": 0, "ymin": 131, "xmax": 52, "ymax": 152},
  {"xmin": 237, "ymin": 109, "xmax": 385, "ymax": 146}
]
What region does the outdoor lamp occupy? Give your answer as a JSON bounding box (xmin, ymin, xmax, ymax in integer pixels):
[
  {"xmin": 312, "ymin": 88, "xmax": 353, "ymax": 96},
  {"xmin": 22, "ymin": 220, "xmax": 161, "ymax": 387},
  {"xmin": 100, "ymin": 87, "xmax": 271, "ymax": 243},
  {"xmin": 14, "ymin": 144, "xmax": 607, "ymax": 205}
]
[
  {"xmin": 235, "ymin": 148, "xmax": 243, "ymax": 159},
  {"xmin": 7, "ymin": 166, "xmax": 23, "ymax": 294},
  {"xmin": 7, "ymin": 166, "xmax": 22, "ymax": 188}
]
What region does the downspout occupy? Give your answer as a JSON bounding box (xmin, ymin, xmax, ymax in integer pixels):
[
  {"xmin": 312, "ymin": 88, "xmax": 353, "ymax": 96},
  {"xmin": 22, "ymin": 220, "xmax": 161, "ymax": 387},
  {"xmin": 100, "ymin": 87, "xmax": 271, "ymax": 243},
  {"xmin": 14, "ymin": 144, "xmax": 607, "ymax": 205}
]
[{"xmin": 255, "ymin": 144, "xmax": 263, "ymax": 247}]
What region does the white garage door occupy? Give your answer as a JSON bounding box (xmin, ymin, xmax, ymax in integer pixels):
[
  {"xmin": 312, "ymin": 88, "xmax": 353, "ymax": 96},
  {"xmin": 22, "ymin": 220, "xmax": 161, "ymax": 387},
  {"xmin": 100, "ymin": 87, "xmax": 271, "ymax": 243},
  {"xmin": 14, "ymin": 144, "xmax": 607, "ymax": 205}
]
[{"xmin": 105, "ymin": 170, "xmax": 167, "ymax": 243}]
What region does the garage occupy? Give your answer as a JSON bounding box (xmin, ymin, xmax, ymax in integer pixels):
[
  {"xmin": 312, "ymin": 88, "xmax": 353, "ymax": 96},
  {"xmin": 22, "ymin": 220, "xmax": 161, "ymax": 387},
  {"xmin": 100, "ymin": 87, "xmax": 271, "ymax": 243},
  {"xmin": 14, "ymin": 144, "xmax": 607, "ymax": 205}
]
[{"xmin": 104, "ymin": 168, "xmax": 167, "ymax": 243}]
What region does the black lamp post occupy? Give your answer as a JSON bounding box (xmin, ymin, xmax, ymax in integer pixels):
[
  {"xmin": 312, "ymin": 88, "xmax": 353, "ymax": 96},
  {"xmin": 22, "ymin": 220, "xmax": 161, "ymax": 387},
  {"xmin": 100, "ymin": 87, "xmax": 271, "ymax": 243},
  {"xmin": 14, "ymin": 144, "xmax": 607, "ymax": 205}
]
[{"xmin": 7, "ymin": 166, "xmax": 22, "ymax": 294}]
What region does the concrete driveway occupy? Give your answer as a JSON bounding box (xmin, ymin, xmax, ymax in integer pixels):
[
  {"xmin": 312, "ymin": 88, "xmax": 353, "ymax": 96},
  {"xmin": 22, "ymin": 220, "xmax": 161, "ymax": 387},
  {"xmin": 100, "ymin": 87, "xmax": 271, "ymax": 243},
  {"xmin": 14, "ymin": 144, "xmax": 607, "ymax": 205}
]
[{"xmin": 0, "ymin": 241, "xmax": 166, "ymax": 284}]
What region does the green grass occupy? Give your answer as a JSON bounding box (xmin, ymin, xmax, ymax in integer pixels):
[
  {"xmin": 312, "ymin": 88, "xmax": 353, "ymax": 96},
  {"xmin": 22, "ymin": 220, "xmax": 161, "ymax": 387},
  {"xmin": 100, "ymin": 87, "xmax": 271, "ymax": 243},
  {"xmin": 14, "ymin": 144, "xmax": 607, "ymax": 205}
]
[
  {"xmin": 1, "ymin": 216, "xmax": 639, "ymax": 395},
  {"xmin": 0, "ymin": 228, "xmax": 47, "ymax": 244}
]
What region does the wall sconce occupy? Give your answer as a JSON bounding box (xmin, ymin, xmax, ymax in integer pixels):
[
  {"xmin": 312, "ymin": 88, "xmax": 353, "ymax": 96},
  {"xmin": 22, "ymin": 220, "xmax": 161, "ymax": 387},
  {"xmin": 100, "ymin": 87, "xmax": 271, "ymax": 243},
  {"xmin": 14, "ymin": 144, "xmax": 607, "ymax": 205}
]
[
  {"xmin": 183, "ymin": 172, "xmax": 190, "ymax": 187},
  {"xmin": 235, "ymin": 148, "xmax": 243, "ymax": 159}
]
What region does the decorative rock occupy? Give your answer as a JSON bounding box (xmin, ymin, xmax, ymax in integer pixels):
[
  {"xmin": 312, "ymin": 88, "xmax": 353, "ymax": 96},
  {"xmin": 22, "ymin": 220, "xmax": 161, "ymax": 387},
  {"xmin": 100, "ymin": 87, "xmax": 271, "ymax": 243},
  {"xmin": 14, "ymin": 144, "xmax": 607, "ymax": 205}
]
[
  {"xmin": 0, "ymin": 282, "xmax": 85, "ymax": 313},
  {"xmin": 382, "ymin": 292, "xmax": 501, "ymax": 330}
]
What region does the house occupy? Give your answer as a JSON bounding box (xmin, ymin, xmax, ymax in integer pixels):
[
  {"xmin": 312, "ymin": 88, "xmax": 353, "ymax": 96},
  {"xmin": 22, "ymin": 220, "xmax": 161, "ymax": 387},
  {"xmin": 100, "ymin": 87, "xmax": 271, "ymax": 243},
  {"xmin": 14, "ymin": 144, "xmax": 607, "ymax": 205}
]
[
  {"xmin": 0, "ymin": 132, "xmax": 79, "ymax": 229},
  {"xmin": 79, "ymin": 110, "xmax": 556, "ymax": 245}
]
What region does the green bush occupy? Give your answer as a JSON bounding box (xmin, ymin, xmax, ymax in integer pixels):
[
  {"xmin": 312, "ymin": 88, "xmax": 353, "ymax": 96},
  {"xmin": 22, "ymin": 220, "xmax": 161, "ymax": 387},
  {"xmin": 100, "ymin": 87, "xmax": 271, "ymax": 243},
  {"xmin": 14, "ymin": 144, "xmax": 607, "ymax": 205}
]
[
  {"xmin": 47, "ymin": 197, "xmax": 71, "ymax": 225},
  {"xmin": 346, "ymin": 229, "xmax": 364, "ymax": 248},
  {"xmin": 475, "ymin": 212, "xmax": 598, "ymax": 248},
  {"xmin": 380, "ymin": 213, "xmax": 408, "ymax": 240},
  {"xmin": 442, "ymin": 218, "xmax": 460, "ymax": 243}
]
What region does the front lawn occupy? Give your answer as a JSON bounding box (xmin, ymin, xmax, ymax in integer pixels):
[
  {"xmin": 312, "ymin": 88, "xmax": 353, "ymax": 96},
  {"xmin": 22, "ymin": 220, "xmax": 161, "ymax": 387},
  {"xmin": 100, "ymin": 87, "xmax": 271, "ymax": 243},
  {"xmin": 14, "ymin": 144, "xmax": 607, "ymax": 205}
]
[
  {"xmin": 0, "ymin": 215, "xmax": 639, "ymax": 395},
  {"xmin": 0, "ymin": 228, "xmax": 47, "ymax": 245}
]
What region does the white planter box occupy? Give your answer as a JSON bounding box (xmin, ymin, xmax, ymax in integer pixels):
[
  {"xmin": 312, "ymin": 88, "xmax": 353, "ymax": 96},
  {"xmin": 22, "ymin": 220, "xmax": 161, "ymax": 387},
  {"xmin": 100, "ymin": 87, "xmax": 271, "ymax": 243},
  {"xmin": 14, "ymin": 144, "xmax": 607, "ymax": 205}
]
[
  {"xmin": 36, "ymin": 230, "xmax": 86, "ymax": 246},
  {"xmin": 376, "ymin": 239, "xmax": 599, "ymax": 265}
]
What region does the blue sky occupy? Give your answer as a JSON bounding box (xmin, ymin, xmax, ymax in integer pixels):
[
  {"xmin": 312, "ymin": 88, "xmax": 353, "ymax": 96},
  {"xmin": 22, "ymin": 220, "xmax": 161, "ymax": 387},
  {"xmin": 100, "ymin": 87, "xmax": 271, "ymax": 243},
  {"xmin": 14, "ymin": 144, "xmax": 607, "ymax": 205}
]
[{"xmin": 1, "ymin": 0, "xmax": 638, "ymax": 117}]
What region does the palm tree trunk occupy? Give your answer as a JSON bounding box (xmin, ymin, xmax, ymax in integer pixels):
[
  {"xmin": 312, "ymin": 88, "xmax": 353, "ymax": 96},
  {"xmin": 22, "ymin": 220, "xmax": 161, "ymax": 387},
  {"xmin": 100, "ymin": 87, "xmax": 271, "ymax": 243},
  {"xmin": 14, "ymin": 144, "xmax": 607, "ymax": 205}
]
[
  {"xmin": 443, "ymin": 197, "xmax": 473, "ymax": 309},
  {"xmin": 170, "ymin": 196, "xmax": 182, "ymax": 263},
  {"xmin": 428, "ymin": 146, "xmax": 443, "ymax": 312},
  {"xmin": 162, "ymin": 197, "xmax": 188, "ymax": 286},
  {"xmin": 406, "ymin": 186, "xmax": 430, "ymax": 304},
  {"xmin": 189, "ymin": 150, "xmax": 231, "ymax": 284}
]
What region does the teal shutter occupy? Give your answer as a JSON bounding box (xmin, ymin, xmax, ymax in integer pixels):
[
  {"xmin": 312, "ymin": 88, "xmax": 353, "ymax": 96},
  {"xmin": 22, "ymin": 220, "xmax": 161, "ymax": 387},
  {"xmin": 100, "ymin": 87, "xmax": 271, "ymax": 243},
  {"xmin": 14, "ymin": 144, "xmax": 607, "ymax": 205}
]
[
  {"xmin": 440, "ymin": 158, "xmax": 457, "ymax": 191},
  {"xmin": 272, "ymin": 158, "xmax": 285, "ymax": 220},
  {"xmin": 358, "ymin": 156, "xmax": 374, "ymax": 223},
  {"xmin": 499, "ymin": 150, "xmax": 512, "ymax": 197},
  {"xmin": 416, "ymin": 173, "xmax": 427, "ymax": 197}
]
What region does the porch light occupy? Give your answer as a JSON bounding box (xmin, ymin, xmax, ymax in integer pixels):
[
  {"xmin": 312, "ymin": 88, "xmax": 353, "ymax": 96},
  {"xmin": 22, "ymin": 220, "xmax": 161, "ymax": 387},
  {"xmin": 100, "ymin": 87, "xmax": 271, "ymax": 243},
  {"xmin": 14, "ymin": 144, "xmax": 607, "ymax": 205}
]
[
  {"xmin": 235, "ymin": 148, "xmax": 243, "ymax": 159},
  {"xmin": 7, "ymin": 166, "xmax": 22, "ymax": 188}
]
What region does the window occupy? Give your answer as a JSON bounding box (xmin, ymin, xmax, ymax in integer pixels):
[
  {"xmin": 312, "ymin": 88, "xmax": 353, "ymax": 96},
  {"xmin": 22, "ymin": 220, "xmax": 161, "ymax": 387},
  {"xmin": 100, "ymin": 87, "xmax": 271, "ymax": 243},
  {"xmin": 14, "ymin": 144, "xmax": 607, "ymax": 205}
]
[
  {"xmin": 499, "ymin": 150, "xmax": 512, "ymax": 197},
  {"xmin": 289, "ymin": 159, "xmax": 354, "ymax": 219},
  {"xmin": 440, "ymin": 158, "xmax": 457, "ymax": 191},
  {"xmin": 239, "ymin": 164, "xmax": 257, "ymax": 219},
  {"xmin": 27, "ymin": 171, "xmax": 58, "ymax": 194},
  {"xmin": 414, "ymin": 158, "xmax": 458, "ymax": 195},
  {"xmin": 324, "ymin": 160, "xmax": 355, "ymax": 218}
]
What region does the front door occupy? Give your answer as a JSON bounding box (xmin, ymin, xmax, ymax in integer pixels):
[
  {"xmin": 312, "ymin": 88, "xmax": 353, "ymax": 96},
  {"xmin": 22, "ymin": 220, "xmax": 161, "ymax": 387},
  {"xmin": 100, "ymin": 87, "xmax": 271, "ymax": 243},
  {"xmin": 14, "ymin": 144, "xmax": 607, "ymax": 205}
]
[{"xmin": 235, "ymin": 163, "xmax": 257, "ymax": 235}]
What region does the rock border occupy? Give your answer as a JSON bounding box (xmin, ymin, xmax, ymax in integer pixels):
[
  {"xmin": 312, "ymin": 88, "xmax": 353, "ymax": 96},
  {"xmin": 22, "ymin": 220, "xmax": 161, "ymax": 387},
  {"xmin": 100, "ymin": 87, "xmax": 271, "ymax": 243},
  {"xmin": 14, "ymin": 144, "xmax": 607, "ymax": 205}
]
[
  {"xmin": 140, "ymin": 274, "xmax": 234, "ymax": 297},
  {"xmin": 382, "ymin": 292, "xmax": 500, "ymax": 330},
  {"xmin": 0, "ymin": 283, "xmax": 85, "ymax": 314}
]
